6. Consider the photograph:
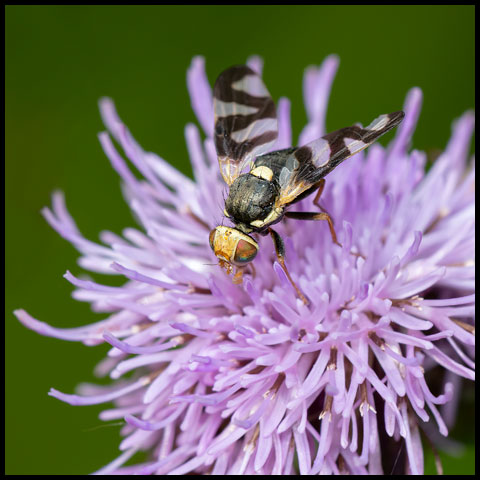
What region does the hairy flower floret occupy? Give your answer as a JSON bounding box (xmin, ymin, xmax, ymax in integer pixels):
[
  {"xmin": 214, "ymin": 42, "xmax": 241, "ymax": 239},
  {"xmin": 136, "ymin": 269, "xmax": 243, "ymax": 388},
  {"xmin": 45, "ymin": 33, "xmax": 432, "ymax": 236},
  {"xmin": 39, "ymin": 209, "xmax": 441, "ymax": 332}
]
[{"xmin": 16, "ymin": 55, "xmax": 474, "ymax": 475}]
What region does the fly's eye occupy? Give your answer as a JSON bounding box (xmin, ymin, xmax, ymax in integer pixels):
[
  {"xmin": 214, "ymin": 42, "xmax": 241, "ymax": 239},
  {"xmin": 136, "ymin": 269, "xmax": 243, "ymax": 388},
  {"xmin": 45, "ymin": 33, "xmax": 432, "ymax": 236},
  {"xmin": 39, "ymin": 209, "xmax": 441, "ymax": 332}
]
[
  {"xmin": 209, "ymin": 229, "xmax": 216, "ymax": 251},
  {"xmin": 234, "ymin": 239, "xmax": 258, "ymax": 264}
]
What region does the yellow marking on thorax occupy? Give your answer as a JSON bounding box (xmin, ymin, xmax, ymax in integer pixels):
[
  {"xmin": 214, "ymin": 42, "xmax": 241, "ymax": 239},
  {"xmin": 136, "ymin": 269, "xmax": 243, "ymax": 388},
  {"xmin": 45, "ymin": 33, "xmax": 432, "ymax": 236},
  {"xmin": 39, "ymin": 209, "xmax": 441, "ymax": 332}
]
[
  {"xmin": 250, "ymin": 166, "xmax": 274, "ymax": 182},
  {"xmin": 250, "ymin": 207, "xmax": 283, "ymax": 228}
]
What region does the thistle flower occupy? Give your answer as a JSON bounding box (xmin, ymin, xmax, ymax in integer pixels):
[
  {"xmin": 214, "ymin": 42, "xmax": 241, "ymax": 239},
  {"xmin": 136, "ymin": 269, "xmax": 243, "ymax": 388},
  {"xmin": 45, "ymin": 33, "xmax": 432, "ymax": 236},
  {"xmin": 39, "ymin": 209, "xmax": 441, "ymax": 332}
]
[{"xmin": 15, "ymin": 55, "xmax": 474, "ymax": 475}]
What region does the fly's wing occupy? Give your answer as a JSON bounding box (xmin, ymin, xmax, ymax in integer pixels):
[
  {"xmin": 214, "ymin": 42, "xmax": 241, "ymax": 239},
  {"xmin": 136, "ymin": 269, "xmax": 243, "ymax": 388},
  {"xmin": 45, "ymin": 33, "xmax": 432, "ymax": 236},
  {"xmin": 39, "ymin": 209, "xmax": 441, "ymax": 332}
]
[
  {"xmin": 213, "ymin": 65, "xmax": 278, "ymax": 185},
  {"xmin": 274, "ymin": 111, "xmax": 405, "ymax": 207}
]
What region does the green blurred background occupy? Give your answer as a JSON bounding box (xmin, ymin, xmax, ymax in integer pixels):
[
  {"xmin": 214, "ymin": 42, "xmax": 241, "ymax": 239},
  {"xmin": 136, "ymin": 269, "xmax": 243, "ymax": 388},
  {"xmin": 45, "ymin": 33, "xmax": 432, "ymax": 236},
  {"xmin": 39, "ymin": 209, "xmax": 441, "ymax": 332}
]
[{"xmin": 6, "ymin": 5, "xmax": 474, "ymax": 475}]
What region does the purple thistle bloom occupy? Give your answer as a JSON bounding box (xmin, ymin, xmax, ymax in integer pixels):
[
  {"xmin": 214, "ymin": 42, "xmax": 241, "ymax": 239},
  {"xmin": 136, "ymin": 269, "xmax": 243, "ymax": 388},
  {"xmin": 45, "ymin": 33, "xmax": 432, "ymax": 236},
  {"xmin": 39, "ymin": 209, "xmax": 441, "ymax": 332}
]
[{"xmin": 15, "ymin": 55, "xmax": 474, "ymax": 475}]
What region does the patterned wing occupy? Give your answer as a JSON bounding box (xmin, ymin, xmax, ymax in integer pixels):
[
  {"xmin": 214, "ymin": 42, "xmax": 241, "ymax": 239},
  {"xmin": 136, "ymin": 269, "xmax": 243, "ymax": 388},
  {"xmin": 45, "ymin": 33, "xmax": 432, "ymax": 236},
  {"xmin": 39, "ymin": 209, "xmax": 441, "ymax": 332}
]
[
  {"xmin": 213, "ymin": 65, "xmax": 278, "ymax": 185},
  {"xmin": 272, "ymin": 111, "xmax": 405, "ymax": 207}
]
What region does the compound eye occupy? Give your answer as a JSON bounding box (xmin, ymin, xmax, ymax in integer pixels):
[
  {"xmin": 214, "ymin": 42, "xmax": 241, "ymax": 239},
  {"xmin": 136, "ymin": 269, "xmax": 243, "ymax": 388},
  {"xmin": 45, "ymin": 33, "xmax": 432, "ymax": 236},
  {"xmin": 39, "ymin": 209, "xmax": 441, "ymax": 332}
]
[
  {"xmin": 234, "ymin": 239, "xmax": 258, "ymax": 264},
  {"xmin": 208, "ymin": 229, "xmax": 216, "ymax": 251}
]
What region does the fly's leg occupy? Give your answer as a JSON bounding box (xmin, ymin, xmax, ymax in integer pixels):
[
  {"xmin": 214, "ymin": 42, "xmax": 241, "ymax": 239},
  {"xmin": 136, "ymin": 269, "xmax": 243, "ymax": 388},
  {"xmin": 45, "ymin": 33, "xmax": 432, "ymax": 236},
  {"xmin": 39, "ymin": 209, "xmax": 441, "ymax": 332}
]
[
  {"xmin": 285, "ymin": 211, "xmax": 342, "ymax": 248},
  {"xmin": 269, "ymin": 228, "xmax": 309, "ymax": 305},
  {"xmin": 285, "ymin": 211, "xmax": 364, "ymax": 258},
  {"xmin": 232, "ymin": 264, "xmax": 255, "ymax": 283},
  {"xmin": 311, "ymin": 180, "xmax": 364, "ymax": 257},
  {"xmin": 232, "ymin": 268, "xmax": 244, "ymax": 284},
  {"xmin": 312, "ymin": 179, "xmax": 333, "ymax": 219}
]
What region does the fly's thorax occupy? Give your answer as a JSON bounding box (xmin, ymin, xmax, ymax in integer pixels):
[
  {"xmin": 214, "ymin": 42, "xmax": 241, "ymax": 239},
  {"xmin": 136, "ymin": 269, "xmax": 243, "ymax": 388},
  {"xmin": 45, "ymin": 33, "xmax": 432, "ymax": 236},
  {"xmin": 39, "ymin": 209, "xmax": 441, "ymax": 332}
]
[
  {"xmin": 209, "ymin": 226, "xmax": 259, "ymax": 266},
  {"xmin": 225, "ymin": 172, "xmax": 280, "ymax": 228}
]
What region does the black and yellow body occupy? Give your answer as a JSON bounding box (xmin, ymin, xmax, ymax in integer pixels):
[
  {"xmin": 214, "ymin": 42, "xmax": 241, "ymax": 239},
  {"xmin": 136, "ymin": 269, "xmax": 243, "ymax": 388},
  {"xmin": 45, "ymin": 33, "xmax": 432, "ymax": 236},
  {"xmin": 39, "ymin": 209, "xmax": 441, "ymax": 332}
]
[{"xmin": 224, "ymin": 164, "xmax": 286, "ymax": 235}]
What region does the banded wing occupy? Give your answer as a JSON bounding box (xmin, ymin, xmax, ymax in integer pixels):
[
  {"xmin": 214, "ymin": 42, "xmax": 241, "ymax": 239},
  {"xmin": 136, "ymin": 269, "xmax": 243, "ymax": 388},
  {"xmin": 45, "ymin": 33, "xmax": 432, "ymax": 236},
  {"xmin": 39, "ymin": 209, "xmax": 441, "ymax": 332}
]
[
  {"xmin": 270, "ymin": 111, "xmax": 405, "ymax": 208},
  {"xmin": 213, "ymin": 65, "xmax": 278, "ymax": 185}
]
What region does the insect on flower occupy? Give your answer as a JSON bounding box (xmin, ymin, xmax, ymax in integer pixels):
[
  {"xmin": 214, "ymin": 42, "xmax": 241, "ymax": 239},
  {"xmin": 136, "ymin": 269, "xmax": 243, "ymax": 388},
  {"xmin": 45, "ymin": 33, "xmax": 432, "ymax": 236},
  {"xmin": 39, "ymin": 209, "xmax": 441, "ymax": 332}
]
[{"xmin": 209, "ymin": 65, "xmax": 405, "ymax": 303}]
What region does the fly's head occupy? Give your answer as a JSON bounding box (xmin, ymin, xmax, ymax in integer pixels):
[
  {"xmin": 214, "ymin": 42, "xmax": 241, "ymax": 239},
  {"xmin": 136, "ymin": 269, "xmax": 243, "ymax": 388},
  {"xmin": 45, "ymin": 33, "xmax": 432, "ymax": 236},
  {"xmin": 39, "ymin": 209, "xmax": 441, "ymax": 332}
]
[{"xmin": 209, "ymin": 226, "xmax": 258, "ymax": 281}]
